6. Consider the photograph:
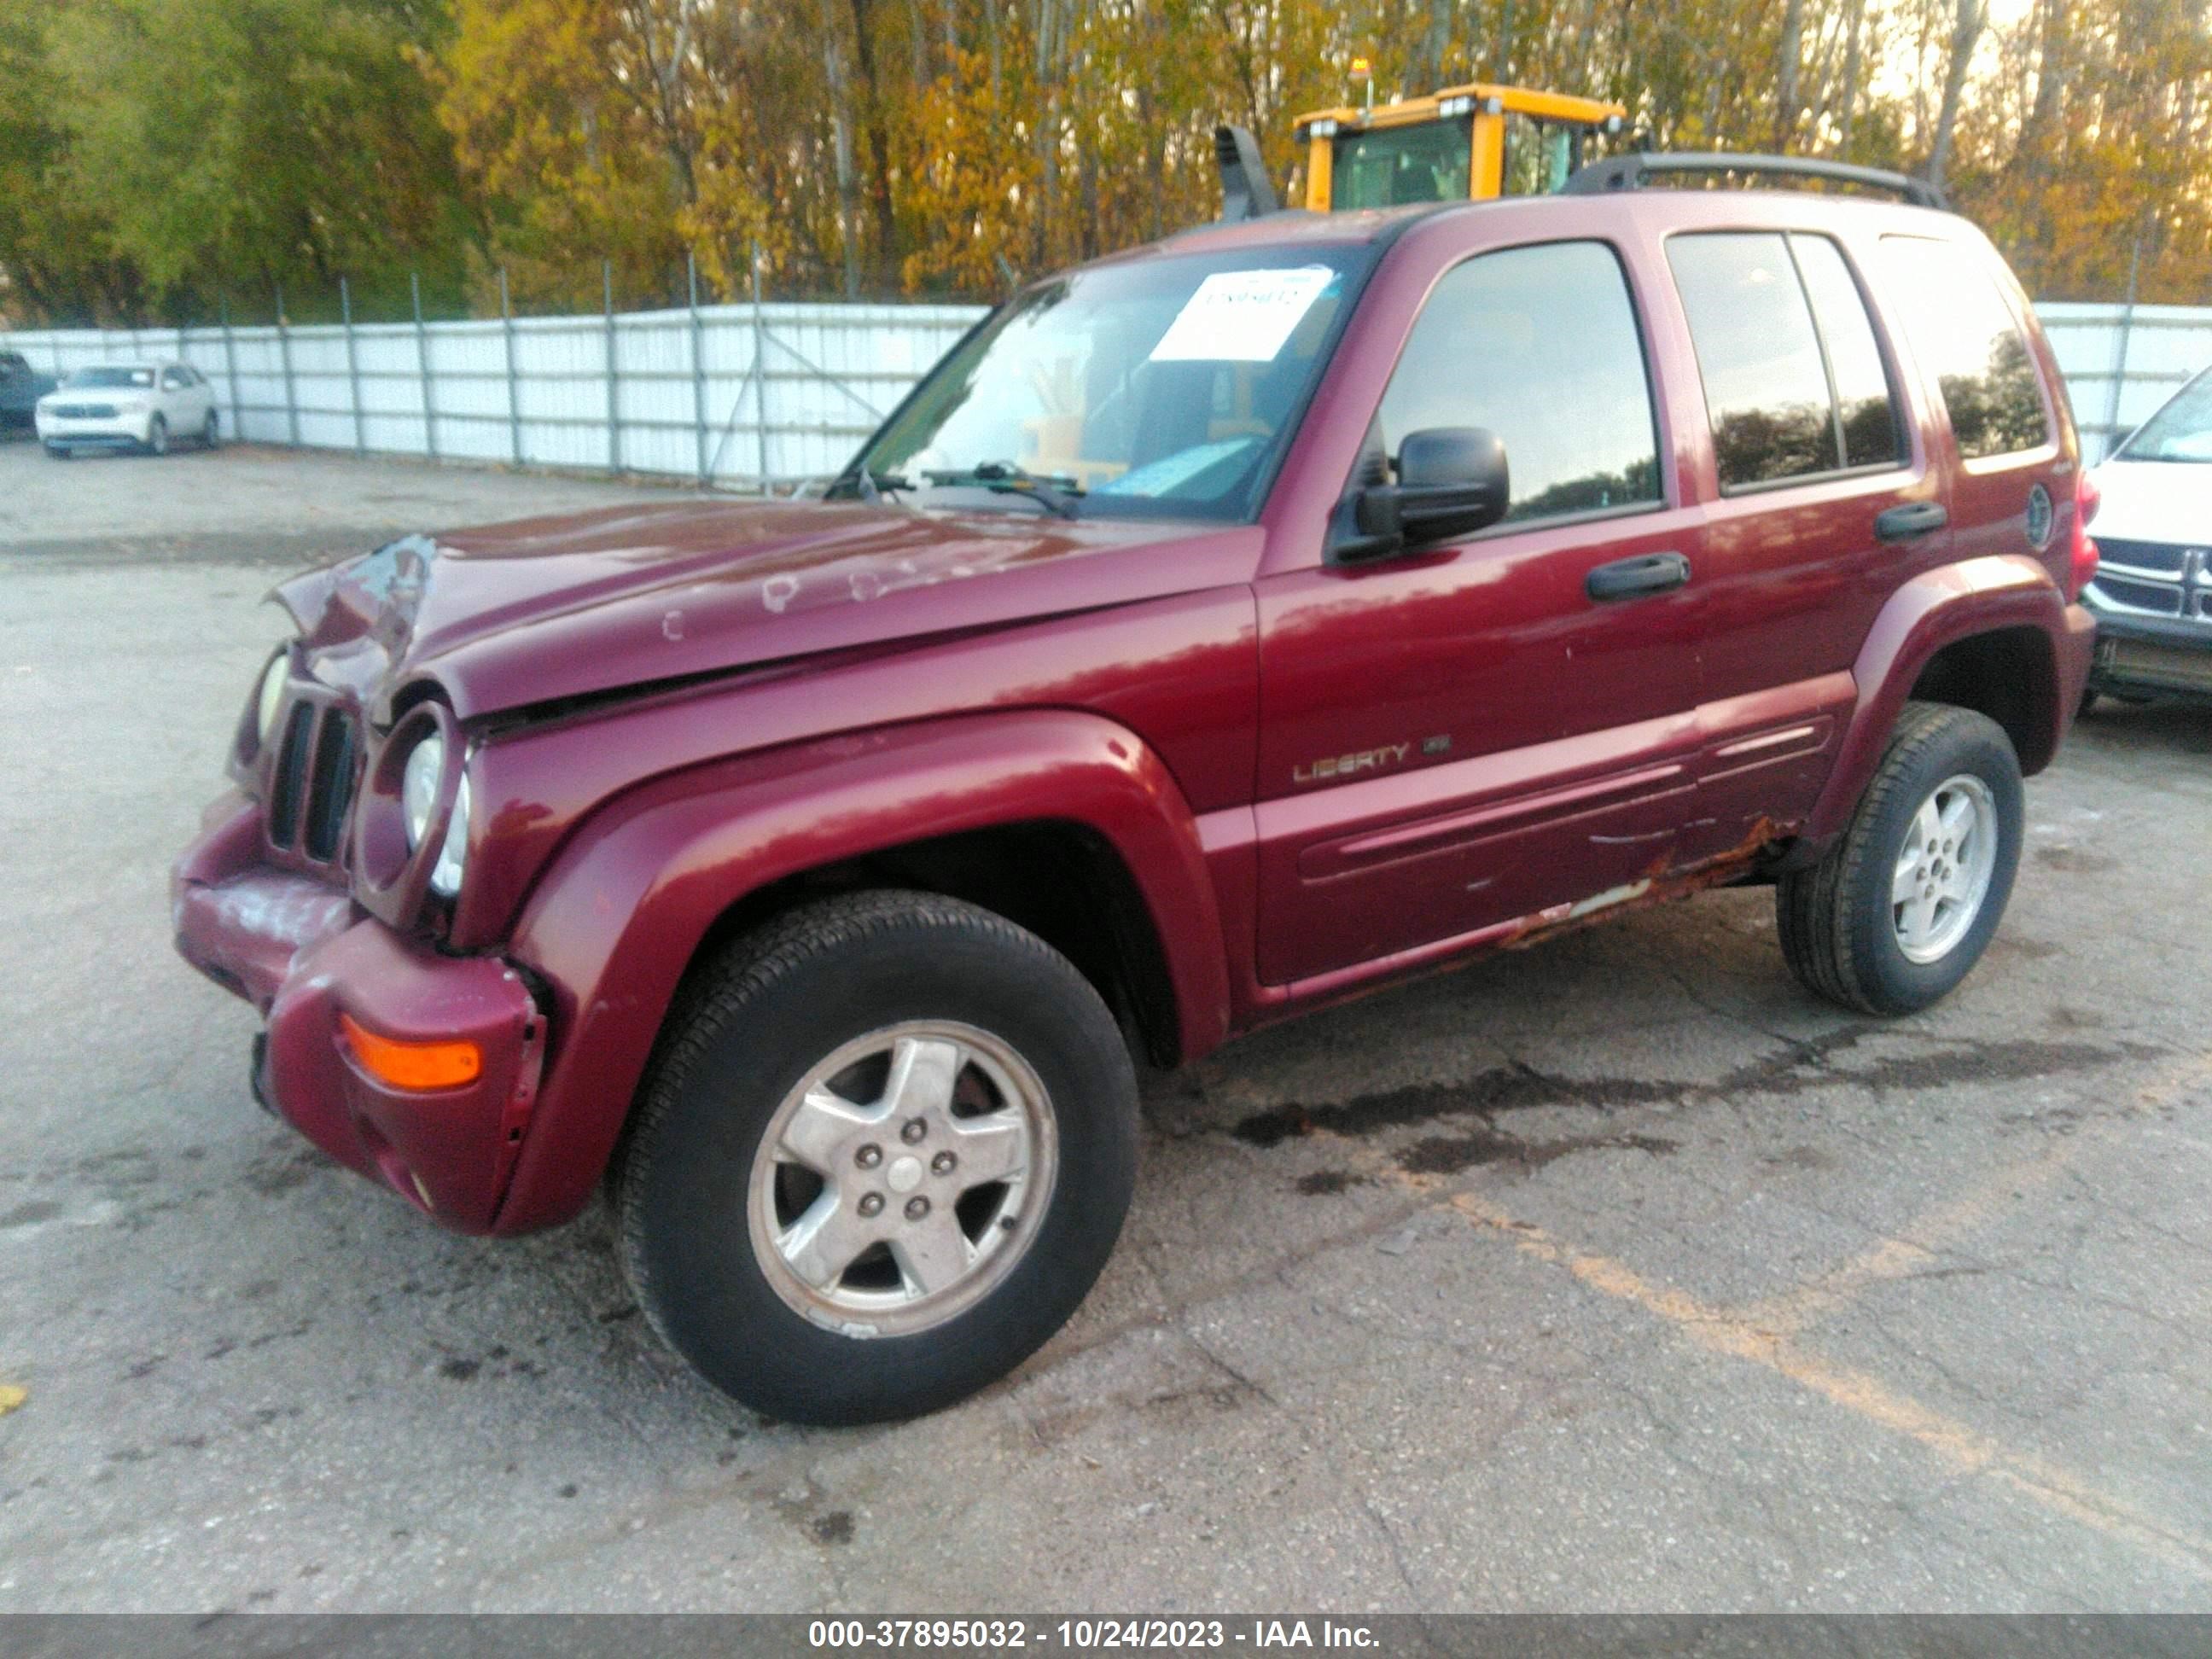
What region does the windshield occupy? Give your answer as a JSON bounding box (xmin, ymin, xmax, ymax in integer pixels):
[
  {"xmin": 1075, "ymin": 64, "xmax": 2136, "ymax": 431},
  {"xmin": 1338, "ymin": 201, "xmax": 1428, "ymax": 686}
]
[
  {"xmin": 2118, "ymin": 368, "xmax": 2212, "ymax": 463},
  {"xmin": 64, "ymin": 367, "xmax": 154, "ymax": 389},
  {"xmin": 1333, "ymin": 119, "xmax": 1472, "ymax": 209},
  {"xmin": 847, "ymin": 244, "xmax": 1371, "ymax": 521}
]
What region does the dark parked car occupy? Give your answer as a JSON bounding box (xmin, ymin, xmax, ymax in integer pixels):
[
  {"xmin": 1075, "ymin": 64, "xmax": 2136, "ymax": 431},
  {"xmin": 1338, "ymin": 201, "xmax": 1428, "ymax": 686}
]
[
  {"xmin": 0, "ymin": 350, "xmax": 58, "ymax": 433},
  {"xmin": 175, "ymin": 173, "xmax": 2097, "ymax": 1424}
]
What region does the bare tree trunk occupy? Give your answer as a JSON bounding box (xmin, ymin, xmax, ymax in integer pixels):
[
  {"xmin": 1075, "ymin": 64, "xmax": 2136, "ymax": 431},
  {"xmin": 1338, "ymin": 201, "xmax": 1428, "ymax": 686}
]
[
  {"xmin": 1032, "ymin": 0, "xmax": 1062, "ymax": 269},
  {"xmin": 820, "ymin": 0, "xmax": 861, "ymax": 298},
  {"xmin": 1570, "ymin": 1, "xmax": 1600, "ymax": 93},
  {"xmin": 1776, "ymin": 0, "xmax": 1803, "ymax": 149},
  {"xmin": 1837, "ymin": 0, "xmax": 1865, "ymax": 151},
  {"xmin": 2021, "ymin": 0, "xmax": 2069, "ymax": 165},
  {"xmin": 1926, "ymin": 0, "xmax": 1986, "ymax": 189},
  {"xmin": 1080, "ymin": 143, "xmax": 1099, "ymax": 260},
  {"xmin": 985, "ymin": 0, "xmax": 1001, "ymax": 104},
  {"xmin": 846, "ymin": 0, "xmax": 899, "ymax": 289},
  {"xmin": 1417, "ymin": 0, "xmax": 1451, "ymax": 87},
  {"xmin": 1136, "ymin": 7, "xmax": 1164, "ymax": 241}
]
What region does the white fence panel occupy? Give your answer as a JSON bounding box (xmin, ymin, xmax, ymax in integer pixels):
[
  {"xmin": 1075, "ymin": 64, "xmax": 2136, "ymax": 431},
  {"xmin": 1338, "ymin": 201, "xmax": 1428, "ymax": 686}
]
[
  {"xmin": 20, "ymin": 294, "xmax": 2197, "ymax": 479},
  {"xmin": 2037, "ymin": 301, "xmax": 2212, "ymax": 460}
]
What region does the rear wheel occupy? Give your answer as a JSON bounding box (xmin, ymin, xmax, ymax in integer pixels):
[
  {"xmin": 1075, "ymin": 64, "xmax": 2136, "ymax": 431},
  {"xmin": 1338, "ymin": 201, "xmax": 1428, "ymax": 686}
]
[
  {"xmin": 44, "ymin": 442, "xmax": 69, "ymax": 460},
  {"xmin": 1777, "ymin": 701, "xmax": 2023, "ymax": 1015},
  {"xmin": 613, "ymin": 890, "xmax": 1138, "ymax": 1425},
  {"xmin": 201, "ymin": 410, "xmax": 220, "ymax": 450},
  {"xmin": 145, "ymin": 414, "xmax": 168, "ymax": 456}
]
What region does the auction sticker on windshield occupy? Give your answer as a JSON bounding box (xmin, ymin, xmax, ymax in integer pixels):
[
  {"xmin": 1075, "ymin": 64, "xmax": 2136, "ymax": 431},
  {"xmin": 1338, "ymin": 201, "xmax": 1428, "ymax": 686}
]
[{"xmin": 1149, "ymin": 266, "xmax": 1336, "ymax": 363}]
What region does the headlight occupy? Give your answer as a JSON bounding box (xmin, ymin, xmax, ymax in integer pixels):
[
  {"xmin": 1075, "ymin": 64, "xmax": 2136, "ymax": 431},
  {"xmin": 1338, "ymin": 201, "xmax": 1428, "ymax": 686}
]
[
  {"xmin": 401, "ymin": 730, "xmax": 470, "ymax": 898},
  {"xmin": 255, "ymin": 655, "xmax": 289, "ymax": 742}
]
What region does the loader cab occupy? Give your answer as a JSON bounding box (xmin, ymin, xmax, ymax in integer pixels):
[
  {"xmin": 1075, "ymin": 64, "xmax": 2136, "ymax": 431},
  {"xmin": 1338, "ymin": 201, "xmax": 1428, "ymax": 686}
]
[{"xmin": 1294, "ymin": 83, "xmax": 1627, "ymax": 212}]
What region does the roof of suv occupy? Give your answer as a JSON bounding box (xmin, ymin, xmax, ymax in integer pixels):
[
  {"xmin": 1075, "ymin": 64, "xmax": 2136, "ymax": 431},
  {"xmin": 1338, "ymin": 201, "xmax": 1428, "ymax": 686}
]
[{"xmin": 1135, "ymin": 184, "xmax": 1959, "ymax": 268}]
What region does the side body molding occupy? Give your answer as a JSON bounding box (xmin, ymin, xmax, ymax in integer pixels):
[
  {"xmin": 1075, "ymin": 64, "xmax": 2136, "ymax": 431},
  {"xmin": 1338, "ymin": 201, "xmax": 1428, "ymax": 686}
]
[
  {"xmin": 1805, "ymin": 554, "xmax": 2087, "ymax": 844},
  {"xmin": 493, "ymin": 708, "xmax": 1233, "ymax": 1232}
]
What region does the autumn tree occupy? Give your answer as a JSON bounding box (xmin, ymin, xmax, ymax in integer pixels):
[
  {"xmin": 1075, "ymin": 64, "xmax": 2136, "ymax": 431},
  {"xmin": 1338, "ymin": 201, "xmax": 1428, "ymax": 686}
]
[
  {"xmin": 0, "ymin": 0, "xmax": 143, "ymax": 323},
  {"xmin": 9, "ymin": 0, "xmax": 2212, "ymax": 322},
  {"xmin": 40, "ymin": 0, "xmax": 474, "ymax": 319}
]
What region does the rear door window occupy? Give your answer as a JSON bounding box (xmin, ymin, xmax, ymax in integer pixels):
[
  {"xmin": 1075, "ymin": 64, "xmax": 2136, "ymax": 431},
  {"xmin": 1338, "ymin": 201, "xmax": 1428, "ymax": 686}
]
[
  {"xmin": 1376, "ymin": 240, "xmax": 1662, "ymax": 523},
  {"xmin": 1877, "ymin": 236, "xmax": 2050, "ymax": 459},
  {"xmin": 1790, "ymin": 236, "xmax": 1903, "ymax": 469},
  {"xmin": 1668, "ymin": 231, "xmax": 1906, "ymax": 489}
]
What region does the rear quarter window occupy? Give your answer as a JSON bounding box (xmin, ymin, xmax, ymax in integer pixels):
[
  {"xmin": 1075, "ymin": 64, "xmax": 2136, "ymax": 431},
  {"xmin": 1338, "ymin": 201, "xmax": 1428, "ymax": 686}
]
[
  {"xmin": 1664, "ymin": 230, "xmax": 1905, "ymax": 492},
  {"xmin": 1667, "ymin": 232, "xmax": 1839, "ymax": 488},
  {"xmin": 1876, "ymin": 236, "xmax": 2050, "ymax": 460}
]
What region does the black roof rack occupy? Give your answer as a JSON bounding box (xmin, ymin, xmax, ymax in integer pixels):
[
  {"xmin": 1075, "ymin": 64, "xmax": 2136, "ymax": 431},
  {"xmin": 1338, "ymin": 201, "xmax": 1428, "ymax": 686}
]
[{"xmin": 1562, "ymin": 151, "xmax": 1948, "ymax": 212}]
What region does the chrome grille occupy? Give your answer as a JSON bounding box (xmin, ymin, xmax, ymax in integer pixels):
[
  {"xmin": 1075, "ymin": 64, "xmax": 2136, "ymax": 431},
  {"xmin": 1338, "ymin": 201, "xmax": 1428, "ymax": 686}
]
[
  {"xmin": 2087, "ymin": 574, "xmax": 2185, "ymax": 615},
  {"xmin": 2093, "ymin": 537, "xmax": 2192, "ymax": 576},
  {"xmin": 49, "ymin": 402, "xmax": 117, "ymax": 419}
]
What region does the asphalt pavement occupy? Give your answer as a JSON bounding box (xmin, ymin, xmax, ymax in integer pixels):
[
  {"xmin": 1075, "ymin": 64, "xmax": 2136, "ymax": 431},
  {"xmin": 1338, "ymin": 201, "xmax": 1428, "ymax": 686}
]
[{"xmin": 2, "ymin": 438, "xmax": 2209, "ymax": 1614}]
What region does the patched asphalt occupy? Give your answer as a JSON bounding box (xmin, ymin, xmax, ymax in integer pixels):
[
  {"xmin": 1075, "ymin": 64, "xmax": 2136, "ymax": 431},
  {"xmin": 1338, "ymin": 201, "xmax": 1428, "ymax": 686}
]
[{"xmin": 2, "ymin": 438, "xmax": 2209, "ymax": 1613}]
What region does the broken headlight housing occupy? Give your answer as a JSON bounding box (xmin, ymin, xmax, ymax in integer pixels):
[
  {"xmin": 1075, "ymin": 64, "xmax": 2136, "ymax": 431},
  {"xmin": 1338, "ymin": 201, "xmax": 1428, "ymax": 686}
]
[
  {"xmin": 254, "ymin": 653, "xmax": 289, "ymax": 745},
  {"xmin": 400, "ymin": 728, "xmax": 471, "ymax": 899}
]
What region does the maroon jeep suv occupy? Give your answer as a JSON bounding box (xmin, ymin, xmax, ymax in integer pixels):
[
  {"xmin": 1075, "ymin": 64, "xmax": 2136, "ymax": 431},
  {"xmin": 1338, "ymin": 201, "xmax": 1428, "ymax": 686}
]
[{"xmin": 175, "ymin": 180, "xmax": 2098, "ymax": 1423}]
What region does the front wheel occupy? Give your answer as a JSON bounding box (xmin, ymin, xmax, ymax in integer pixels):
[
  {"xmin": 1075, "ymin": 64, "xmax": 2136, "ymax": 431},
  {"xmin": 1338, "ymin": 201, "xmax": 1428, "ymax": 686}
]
[
  {"xmin": 1777, "ymin": 701, "xmax": 2023, "ymax": 1015},
  {"xmin": 145, "ymin": 414, "xmax": 168, "ymax": 456},
  {"xmin": 613, "ymin": 890, "xmax": 1138, "ymax": 1425},
  {"xmin": 201, "ymin": 410, "xmax": 220, "ymax": 450},
  {"xmin": 44, "ymin": 442, "xmax": 70, "ymax": 461}
]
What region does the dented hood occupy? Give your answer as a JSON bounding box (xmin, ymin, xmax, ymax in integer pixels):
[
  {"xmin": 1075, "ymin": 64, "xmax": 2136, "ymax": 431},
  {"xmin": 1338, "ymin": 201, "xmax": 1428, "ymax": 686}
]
[{"xmin": 272, "ymin": 497, "xmax": 1260, "ymax": 722}]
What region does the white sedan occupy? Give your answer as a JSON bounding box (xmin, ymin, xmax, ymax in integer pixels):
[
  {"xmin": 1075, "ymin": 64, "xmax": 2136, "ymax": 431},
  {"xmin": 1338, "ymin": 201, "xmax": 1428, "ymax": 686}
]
[{"xmin": 36, "ymin": 361, "xmax": 221, "ymax": 458}]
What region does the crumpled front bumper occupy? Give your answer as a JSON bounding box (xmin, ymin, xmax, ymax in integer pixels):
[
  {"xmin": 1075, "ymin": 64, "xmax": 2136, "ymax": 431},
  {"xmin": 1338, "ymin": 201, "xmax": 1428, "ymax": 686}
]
[{"xmin": 172, "ymin": 792, "xmax": 545, "ymax": 1233}]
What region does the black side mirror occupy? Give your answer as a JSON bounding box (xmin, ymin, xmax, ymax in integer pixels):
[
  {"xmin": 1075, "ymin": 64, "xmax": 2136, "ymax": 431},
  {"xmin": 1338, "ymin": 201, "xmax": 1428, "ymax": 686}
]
[{"xmin": 1352, "ymin": 428, "xmax": 1510, "ymax": 554}]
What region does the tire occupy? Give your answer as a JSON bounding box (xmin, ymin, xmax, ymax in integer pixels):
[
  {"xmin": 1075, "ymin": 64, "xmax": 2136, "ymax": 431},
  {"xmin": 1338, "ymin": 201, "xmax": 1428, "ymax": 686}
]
[
  {"xmin": 44, "ymin": 443, "xmax": 69, "ymax": 461},
  {"xmin": 1776, "ymin": 701, "xmax": 2023, "ymax": 1016},
  {"xmin": 145, "ymin": 414, "xmax": 168, "ymax": 456},
  {"xmin": 614, "ymin": 889, "xmax": 1139, "ymax": 1425},
  {"xmin": 2077, "ymin": 685, "xmax": 2097, "ymax": 719},
  {"xmin": 201, "ymin": 410, "xmax": 220, "ymax": 450}
]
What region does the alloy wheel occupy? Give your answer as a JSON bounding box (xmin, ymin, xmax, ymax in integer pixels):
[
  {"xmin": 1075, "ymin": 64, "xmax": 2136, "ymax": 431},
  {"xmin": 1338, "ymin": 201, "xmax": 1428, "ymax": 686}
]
[{"xmin": 746, "ymin": 1021, "xmax": 1057, "ymax": 1337}]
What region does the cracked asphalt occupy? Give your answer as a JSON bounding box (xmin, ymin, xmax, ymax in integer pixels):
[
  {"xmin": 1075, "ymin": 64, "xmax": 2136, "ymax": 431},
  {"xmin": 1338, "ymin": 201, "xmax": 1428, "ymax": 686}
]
[{"xmin": 3, "ymin": 439, "xmax": 2210, "ymax": 1613}]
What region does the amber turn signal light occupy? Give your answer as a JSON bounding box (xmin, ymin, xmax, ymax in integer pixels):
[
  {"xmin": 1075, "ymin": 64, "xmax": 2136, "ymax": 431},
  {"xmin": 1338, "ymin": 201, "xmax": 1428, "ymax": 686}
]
[{"xmin": 338, "ymin": 1013, "xmax": 482, "ymax": 1091}]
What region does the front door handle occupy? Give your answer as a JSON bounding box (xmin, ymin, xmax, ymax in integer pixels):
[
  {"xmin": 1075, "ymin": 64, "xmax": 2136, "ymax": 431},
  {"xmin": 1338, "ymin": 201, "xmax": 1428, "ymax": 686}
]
[
  {"xmin": 1874, "ymin": 501, "xmax": 1948, "ymax": 542},
  {"xmin": 1586, "ymin": 550, "xmax": 1691, "ymax": 602}
]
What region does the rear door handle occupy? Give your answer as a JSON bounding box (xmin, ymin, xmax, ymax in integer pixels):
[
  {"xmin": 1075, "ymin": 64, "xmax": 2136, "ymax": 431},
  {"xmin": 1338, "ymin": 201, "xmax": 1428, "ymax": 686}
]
[
  {"xmin": 1586, "ymin": 551, "xmax": 1690, "ymax": 602},
  {"xmin": 1874, "ymin": 501, "xmax": 1947, "ymax": 542}
]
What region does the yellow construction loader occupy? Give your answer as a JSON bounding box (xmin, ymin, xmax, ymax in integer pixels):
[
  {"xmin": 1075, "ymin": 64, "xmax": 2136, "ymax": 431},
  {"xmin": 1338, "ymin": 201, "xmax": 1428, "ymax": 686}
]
[{"xmin": 1292, "ymin": 78, "xmax": 1628, "ymax": 210}]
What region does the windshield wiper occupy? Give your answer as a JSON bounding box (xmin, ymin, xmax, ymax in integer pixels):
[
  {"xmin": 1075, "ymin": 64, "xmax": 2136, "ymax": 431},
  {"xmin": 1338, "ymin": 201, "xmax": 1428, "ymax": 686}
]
[
  {"xmin": 920, "ymin": 461, "xmax": 1084, "ymax": 518},
  {"xmin": 827, "ymin": 467, "xmax": 913, "ymax": 503}
]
